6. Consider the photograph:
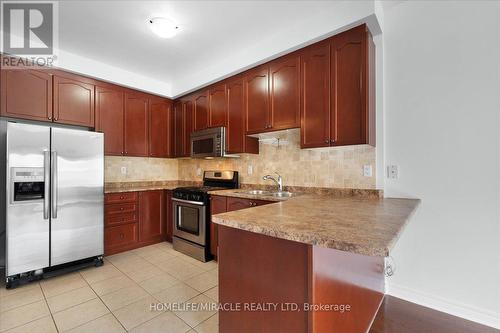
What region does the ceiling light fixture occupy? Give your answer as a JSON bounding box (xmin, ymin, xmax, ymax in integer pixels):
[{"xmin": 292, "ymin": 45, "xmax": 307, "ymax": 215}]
[{"xmin": 148, "ymin": 17, "xmax": 180, "ymax": 38}]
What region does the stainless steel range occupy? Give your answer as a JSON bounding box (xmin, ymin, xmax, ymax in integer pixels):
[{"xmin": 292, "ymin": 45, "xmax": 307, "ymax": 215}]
[{"xmin": 172, "ymin": 171, "xmax": 238, "ymax": 262}]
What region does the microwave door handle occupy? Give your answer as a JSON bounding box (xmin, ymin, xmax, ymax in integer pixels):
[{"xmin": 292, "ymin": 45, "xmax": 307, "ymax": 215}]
[
  {"xmin": 43, "ymin": 151, "xmax": 50, "ymax": 219},
  {"xmin": 51, "ymin": 151, "xmax": 58, "ymax": 219}
]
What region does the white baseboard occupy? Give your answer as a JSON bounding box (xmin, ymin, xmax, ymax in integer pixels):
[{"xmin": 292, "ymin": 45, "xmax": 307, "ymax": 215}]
[{"xmin": 387, "ymin": 283, "xmax": 500, "ymax": 329}]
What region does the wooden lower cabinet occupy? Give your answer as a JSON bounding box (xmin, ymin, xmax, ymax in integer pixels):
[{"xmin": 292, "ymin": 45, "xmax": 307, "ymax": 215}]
[
  {"xmin": 165, "ymin": 190, "xmax": 173, "ymax": 242},
  {"xmin": 138, "ymin": 190, "xmax": 165, "ymax": 243},
  {"xmin": 218, "ymin": 226, "xmax": 385, "ymax": 333},
  {"xmin": 209, "ymin": 195, "xmax": 228, "ymax": 258},
  {"xmin": 209, "ymin": 195, "xmax": 272, "ymax": 260},
  {"xmin": 104, "ymin": 190, "xmax": 170, "ymax": 255},
  {"xmin": 105, "ymin": 224, "xmax": 138, "ymax": 251},
  {"xmin": 226, "ymin": 197, "xmax": 272, "ymax": 212}
]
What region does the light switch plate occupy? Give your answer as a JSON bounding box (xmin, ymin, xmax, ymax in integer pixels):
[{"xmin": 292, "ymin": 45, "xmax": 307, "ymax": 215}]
[
  {"xmin": 247, "ymin": 165, "xmax": 253, "ymax": 175},
  {"xmin": 196, "ymin": 168, "xmax": 202, "ymax": 176},
  {"xmin": 120, "ymin": 166, "xmax": 127, "ymax": 175}
]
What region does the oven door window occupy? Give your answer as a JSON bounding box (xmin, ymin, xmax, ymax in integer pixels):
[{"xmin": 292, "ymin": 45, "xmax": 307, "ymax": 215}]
[
  {"xmin": 176, "ymin": 205, "xmax": 200, "ymax": 235},
  {"xmin": 192, "ymin": 137, "xmax": 214, "ymax": 155}
]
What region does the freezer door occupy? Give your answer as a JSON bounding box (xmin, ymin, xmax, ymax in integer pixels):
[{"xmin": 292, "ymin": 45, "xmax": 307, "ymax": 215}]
[
  {"xmin": 6, "ymin": 123, "xmax": 50, "ymax": 276},
  {"xmin": 50, "ymin": 128, "xmax": 104, "ymax": 266}
]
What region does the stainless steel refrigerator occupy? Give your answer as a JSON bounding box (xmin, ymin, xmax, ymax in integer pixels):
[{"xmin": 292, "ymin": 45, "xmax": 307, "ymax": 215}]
[{"xmin": 0, "ymin": 121, "xmax": 104, "ymax": 288}]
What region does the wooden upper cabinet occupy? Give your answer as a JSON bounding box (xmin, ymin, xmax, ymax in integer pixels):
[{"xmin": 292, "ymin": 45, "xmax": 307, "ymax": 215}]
[
  {"xmin": 226, "ymin": 78, "xmax": 245, "ymax": 153},
  {"xmin": 245, "ymin": 66, "xmax": 270, "ymax": 133},
  {"xmin": 173, "ymin": 101, "xmax": 184, "ymax": 157},
  {"xmin": 331, "ymin": 25, "xmax": 371, "ymax": 146},
  {"xmin": 300, "ymin": 42, "xmax": 331, "ymax": 148},
  {"xmin": 53, "ymin": 74, "xmax": 95, "ymax": 127},
  {"xmin": 149, "ymin": 97, "xmax": 171, "ymax": 158},
  {"xmin": 124, "ymin": 93, "xmax": 149, "ymax": 156},
  {"xmin": 0, "ymin": 69, "xmax": 53, "ymax": 122},
  {"xmin": 138, "ymin": 190, "xmax": 165, "ymax": 242},
  {"xmin": 269, "ymin": 56, "xmax": 300, "ymax": 130},
  {"xmin": 193, "ymin": 92, "xmax": 209, "ymax": 131},
  {"xmin": 183, "ymin": 100, "xmax": 194, "ymax": 157},
  {"xmin": 209, "ymin": 83, "xmax": 227, "ymax": 127},
  {"xmin": 95, "ymin": 85, "xmax": 124, "ymax": 155}
]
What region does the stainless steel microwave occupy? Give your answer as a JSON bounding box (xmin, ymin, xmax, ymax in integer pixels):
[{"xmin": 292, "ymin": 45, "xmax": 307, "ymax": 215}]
[{"xmin": 190, "ymin": 127, "xmax": 238, "ymax": 158}]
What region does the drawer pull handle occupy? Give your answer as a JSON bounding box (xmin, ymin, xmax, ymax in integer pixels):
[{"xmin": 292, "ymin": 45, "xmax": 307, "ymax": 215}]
[
  {"xmin": 120, "ymin": 207, "xmax": 124, "ymax": 211},
  {"xmin": 120, "ymin": 233, "xmax": 124, "ymax": 239}
]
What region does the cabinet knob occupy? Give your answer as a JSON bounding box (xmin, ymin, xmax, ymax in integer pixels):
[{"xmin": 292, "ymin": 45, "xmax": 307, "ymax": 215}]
[
  {"xmin": 324, "ymin": 139, "xmax": 329, "ymax": 144},
  {"xmin": 330, "ymin": 139, "xmax": 336, "ymax": 144},
  {"xmin": 48, "ymin": 116, "xmax": 52, "ymax": 120},
  {"xmin": 120, "ymin": 196, "xmax": 124, "ymax": 199},
  {"xmin": 120, "ymin": 207, "xmax": 124, "ymax": 211},
  {"xmin": 119, "ymin": 233, "xmax": 124, "ymax": 239}
]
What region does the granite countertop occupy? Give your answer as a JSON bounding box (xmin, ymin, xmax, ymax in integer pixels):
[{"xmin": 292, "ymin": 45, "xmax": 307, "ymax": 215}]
[
  {"xmin": 104, "ymin": 181, "xmax": 200, "ymax": 193},
  {"xmin": 212, "ymin": 194, "xmax": 420, "ymax": 257}
]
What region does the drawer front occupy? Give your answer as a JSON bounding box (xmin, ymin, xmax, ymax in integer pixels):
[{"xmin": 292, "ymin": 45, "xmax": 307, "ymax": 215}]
[
  {"xmin": 105, "ymin": 211, "xmax": 137, "ymax": 227},
  {"xmin": 105, "ymin": 202, "xmax": 137, "ymax": 215},
  {"xmin": 105, "ymin": 192, "xmax": 137, "ymax": 204},
  {"xmin": 105, "ymin": 223, "xmax": 138, "ymax": 249},
  {"xmin": 226, "ymin": 197, "xmax": 272, "ymax": 212}
]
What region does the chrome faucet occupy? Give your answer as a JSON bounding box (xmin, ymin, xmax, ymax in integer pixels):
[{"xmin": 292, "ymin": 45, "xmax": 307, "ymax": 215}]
[{"xmin": 262, "ymin": 172, "xmax": 283, "ymax": 192}]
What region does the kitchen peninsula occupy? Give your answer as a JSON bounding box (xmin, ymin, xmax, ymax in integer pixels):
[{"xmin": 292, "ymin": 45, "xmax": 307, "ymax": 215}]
[{"xmin": 212, "ymin": 192, "xmax": 420, "ymax": 333}]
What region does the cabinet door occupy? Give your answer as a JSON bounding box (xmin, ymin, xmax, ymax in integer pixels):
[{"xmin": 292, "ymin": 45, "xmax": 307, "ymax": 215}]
[
  {"xmin": 183, "ymin": 100, "xmax": 194, "ymax": 157},
  {"xmin": 331, "ymin": 25, "xmax": 368, "ymax": 146},
  {"xmin": 173, "ymin": 101, "xmax": 184, "ymax": 157},
  {"xmin": 245, "ymin": 66, "xmax": 270, "ymax": 133},
  {"xmin": 149, "ymin": 98, "xmax": 171, "ymax": 157},
  {"xmin": 95, "ymin": 86, "xmax": 124, "ymax": 155},
  {"xmin": 53, "ymin": 75, "xmax": 95, "ymax": 127},
  {"xmin": 139, "ymin": 190, "xmax": 165, "ymax": 242},
  {"xmin": 210, "ymin": 195, "xmax": 227, "ymax": 258},
  {"xmin": 124, "ymin": 93, "xmax": 149, "ymax": 156},
  {"xmin": 165, "ymin": 190, "xmax": 173, "ymax": 242},
  {"xmin": 193, "ymin": 92, "xmax": 209, "ymax": 131},
  {"xmin": 209, "ymin": 84, "xmax": 227, "ymax": 127},
  {"xmin": 0, "ymin": 69, "xmax": 53, "ymax": 122},
  {"xmin": 226, "ymin": 79, "xmax": 244, "ymax": 153},
  {"xmin": 226, "ymin": 197, "xmax": 254, "ymax": 212},
  {"xmin": 300, "ymin": 42, "xmax": 331, "ymax": 148},
  {"xmin": 270, "ymin": 56, "xmax": 300, "ymax": 130}
]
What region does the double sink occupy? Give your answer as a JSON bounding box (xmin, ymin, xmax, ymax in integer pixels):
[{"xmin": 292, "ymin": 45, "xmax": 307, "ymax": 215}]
[{"xmin": 244, "ymin": 190, "xmax": 294, "ymax": 198}]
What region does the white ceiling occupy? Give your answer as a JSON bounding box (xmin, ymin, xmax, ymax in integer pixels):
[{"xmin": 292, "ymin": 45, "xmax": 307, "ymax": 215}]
[{"xmin": 57, "ymin": 1, "xmax": 381, "ymax": 97}]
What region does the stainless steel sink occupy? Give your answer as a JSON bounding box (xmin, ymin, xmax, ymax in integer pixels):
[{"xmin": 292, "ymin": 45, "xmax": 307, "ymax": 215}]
[
  {"xmin": 268, "ymin": 191, "xmax": 293, "ymax": 198},
  {"xmin": 245, "ymin": 190, "xmax": 270, "ymax": 195}
]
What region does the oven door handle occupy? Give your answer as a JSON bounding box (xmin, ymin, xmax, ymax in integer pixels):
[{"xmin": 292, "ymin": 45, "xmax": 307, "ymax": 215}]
[{"xmin": 172, "ymin": 197, "xmax": 205, "ymax": 206}]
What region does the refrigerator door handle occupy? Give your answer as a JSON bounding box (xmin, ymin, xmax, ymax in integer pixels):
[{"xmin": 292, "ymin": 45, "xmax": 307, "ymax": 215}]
[
  {"xmin": 51, "ymin": 151, "xmax": 58, "ymax": 219},
  {"xmin": 43, "ymin": 150, "xmax": 50, "ymax": 219}
]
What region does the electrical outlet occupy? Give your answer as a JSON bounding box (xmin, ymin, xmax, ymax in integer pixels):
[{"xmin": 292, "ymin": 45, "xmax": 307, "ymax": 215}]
[
  {"xmin": 120, "ymin": 166, "xmax": 127, "ymax": 175},
  {"xmin": 247, "ymin": 165, "xmax": 253, "ymax": 175},
  {"xmin": 363, "ymin": 165, "xmax": 372, "ymax": 177},
  {"xmin": 196, "ymin": 168, "xmax": 202, "ymax": 176},
  {"xmin": 387, "ymin": 165, "xmax": 398, "ymax": 179}
]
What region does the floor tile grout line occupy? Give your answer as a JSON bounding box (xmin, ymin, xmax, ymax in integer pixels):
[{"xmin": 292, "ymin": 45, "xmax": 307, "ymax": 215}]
[
  {"xmin": 0, "ymin": 283, "xmax": 55, "ymax": 333},
  {"xmin": 78, "ymin": 266, "xmax": 129, "ymax": 333},
  {"xmin": 0, "ymin": 285, "xmax": 45, "ymax": 314},
  {"xmin": 39, "ymin": 281, "xmax": 60, "ymax": 333}
]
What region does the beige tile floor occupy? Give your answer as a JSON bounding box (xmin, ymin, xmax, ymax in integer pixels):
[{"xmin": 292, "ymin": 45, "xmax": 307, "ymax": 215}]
[{"xmin": 0, "ymin": 242, "xmax": 219, "ymax": 333}]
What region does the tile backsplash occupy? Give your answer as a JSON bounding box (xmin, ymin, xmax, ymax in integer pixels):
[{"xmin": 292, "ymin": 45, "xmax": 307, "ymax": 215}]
[
  {"xmin": 105, "ymin": 131, "xmax": 376, "ymax": 189},
  {"xmin": 105, "ymin": 156, "xmax": 178, "ymax": 182},
  {"xmin": 178, "ymin": 130, "xmax": 376, "ymax": 189}
]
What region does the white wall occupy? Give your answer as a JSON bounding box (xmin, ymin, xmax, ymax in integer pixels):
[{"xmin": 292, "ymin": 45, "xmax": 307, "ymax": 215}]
[{"xmin": 383, "ymin": 0, "xmax": 500, "ymax": 328}]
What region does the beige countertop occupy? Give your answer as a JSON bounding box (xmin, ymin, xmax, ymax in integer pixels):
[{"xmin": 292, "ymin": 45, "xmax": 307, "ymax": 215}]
[
  {"xmin": 104, "ymin": 181, "xmax": 200, "ymax": 193},
  {"xmin": 212, "ymin": 193, "xmax": 420, "ymax": 257}
]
